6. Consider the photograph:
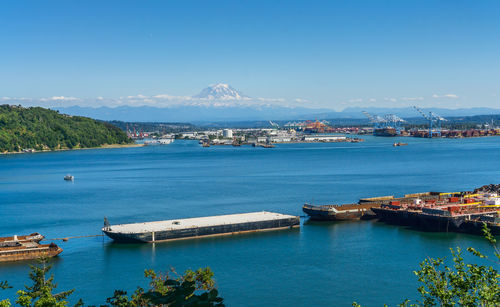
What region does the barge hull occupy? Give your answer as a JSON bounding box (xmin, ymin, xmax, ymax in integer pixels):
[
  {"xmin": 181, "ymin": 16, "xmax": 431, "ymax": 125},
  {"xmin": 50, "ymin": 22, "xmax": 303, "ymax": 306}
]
[
  {"xmin": 302, "ymin": 203, "xmax": 379, "ymax": 221},
  {"xmin": 103, "ymin": 212, "xmax": 300, "ymax": 243},
  {"xmin": 0, "ymin": 246, "xmax": 63, "ymax": 262},
  {"xmin": 372, "ymin": 207, "xmax": 500, "ymax": 234}
]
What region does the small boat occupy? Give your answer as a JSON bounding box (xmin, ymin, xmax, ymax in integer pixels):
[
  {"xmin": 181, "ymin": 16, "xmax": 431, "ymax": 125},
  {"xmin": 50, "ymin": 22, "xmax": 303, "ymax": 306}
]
[
  {"xmin": 260, "ymin": 143, "xmax": 275, "ymax": 148},
  {"xmin": 64, "ymin": 174, "xmax": 74, "ymax": 181},
  {"xmin": 393, "ymin": 142, "xmax": 408, "ymax": 147},
  {"xmin": 144, "ymin": 138, "xmax": 174, "ymax": 145},
  {"xmin": 158, "ymin": 138, "xmax": 174, "ymax": 145}
]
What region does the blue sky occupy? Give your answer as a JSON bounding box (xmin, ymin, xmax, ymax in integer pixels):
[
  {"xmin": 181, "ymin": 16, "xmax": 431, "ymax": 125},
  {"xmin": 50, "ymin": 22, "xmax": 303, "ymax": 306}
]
[{"xmin": 1, "ymin": 0, "xmax": 499, "ymax": 110}]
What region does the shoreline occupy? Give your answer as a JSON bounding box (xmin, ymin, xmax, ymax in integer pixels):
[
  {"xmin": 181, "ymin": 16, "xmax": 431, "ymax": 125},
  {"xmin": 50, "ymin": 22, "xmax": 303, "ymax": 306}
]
[{"xmin": 0, "ymin": 143, "xmax": 144, "ymax": 155}]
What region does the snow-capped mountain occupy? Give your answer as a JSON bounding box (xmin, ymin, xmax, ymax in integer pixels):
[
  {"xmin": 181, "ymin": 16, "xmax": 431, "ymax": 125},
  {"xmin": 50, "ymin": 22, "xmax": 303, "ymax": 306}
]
[
  {"xmin": 7, "ymin": 82, "xmax": 500, "ymax": 122},
  {"xmin": 193, "ymin": 83, "xmax": 249, "ymax": 100}
]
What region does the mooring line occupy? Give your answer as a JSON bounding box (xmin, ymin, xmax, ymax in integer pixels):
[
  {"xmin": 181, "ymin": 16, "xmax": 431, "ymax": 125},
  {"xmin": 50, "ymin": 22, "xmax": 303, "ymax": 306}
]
[{"xmin": 44, "ymin": 234, "xmax": 104, "ymax": 241}]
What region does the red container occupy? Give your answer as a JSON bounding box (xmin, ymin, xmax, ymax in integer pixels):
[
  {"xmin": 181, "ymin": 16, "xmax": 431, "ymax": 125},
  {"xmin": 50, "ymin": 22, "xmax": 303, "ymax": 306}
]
[
  {"xmin": 447, "ymin": 206, "xmax": 459, "ymax": 212},
  {"xmin": 449, "ymin": 197, "xmax": 459, "ymax": 203},
  {"xmin": 390, "ymin": 201, "xmax": 400, "ymax": 206},
  {"xmin": 465, "ymin": 198, "xmax": 475, "ymax": 204}
]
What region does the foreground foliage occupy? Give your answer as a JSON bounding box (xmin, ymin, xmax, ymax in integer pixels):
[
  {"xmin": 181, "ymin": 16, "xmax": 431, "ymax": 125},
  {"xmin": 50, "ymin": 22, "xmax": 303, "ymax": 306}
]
[
  {"xmin": 0, "ymin": 105, "xmax": 131, "ymax": 152},
  {"xmin": 106, "ymin": 268, "xmax": 224, "ymax": 306},
  {"xmin": 353, "ymin": 224, "xmax": 500, "ymax": 306},
  {"xmin": 0, "ymin": 258, "xmax": 223, "ymax": 307}
]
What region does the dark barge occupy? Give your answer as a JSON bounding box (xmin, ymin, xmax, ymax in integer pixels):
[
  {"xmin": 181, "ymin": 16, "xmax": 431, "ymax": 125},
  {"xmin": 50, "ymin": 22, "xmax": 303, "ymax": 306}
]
[
  {"xmin": 373, "ymin": 206, "xmax": 500, "ymax": 234},
  {"xmin": 303, "ymin": 186, "xmax": 500, "ymax": 235},
  {"xmin": 302, "ymin": 203, "xmax": 379, "ymax": 221},
  {"xmin": 102, "ymin": 211, "xmax": 300, "ymax": 243},
  {"xmin": 371, "ymin": 191, "xmax": 500, "ymax": 234}
]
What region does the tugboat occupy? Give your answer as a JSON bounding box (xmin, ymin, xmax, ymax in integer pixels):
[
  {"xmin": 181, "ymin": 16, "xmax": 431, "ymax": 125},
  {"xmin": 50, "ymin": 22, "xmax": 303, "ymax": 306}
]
[
  {"xmin": 260, "ymin": 143, "xmax": 275, "ymax": 148},
  {"xmin": 64, "ymin": 174, "xmax": 74, "ymax": 181}
]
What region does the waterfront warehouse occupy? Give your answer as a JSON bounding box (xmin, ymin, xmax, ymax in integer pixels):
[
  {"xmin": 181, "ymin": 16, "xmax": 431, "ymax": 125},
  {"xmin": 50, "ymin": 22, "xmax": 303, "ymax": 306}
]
[{"xmin": 102, "ymin": 211, "xmax": 300, "ymax": 243}]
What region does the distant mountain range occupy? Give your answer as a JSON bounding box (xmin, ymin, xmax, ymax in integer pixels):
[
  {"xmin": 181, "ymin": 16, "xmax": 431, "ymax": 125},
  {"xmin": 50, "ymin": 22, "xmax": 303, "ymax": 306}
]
[
  {"xmin": 53, "ymin": 83, "xmax": 335, "ymax": 121},
  {"xmin": 54, "ymin": 105, "xmax": 500, "ymax": 123},
  {"xmin": 26, "ymin": 83, "xmax": 498, "ymax": 122},
  {"xmin": 54, "ymin": 105, "xmax": 333, "ymax": 122},
  {"xmin": 310, "ymin": 107, "xmax": 500, "ymax": 119}
]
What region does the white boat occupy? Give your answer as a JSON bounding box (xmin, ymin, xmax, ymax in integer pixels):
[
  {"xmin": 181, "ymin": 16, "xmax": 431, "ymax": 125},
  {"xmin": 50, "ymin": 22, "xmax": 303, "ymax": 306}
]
[
  {"xmin": 144, "ymin": 138, "xmax": 174, "ymax": 145},
  {"xmin": 158, "ymin": 138, "xmax": 174, "ymax": 145},
  {"xmin": 64, "ymin": 174, "xmax": 74, "ymax": 181}
]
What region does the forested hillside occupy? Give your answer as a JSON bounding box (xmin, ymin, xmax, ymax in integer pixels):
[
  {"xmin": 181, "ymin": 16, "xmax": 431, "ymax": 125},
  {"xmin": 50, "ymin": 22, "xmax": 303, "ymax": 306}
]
[{"xmin": 0, "ymin": 105, "xmax": 132, "ymax": 153}]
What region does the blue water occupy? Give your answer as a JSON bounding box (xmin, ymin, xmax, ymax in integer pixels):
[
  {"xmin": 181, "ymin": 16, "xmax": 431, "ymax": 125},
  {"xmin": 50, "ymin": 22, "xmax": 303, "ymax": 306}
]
[{"xmin": 1, "ymin": 136, "xmax": 499, "ymax": 306}]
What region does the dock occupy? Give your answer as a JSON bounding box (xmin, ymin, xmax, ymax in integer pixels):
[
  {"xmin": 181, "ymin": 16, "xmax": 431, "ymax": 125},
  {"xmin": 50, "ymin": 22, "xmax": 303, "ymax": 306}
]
[{"xmin": 102, "ymin": 211, "xmax": 300, "ymax": 243}]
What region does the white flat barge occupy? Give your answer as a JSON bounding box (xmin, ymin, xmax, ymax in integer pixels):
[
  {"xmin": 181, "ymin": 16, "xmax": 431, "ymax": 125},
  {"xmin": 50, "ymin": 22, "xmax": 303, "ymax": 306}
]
[{"xmin": 102, "ymin": 211, "xmax": 300, "ymax": 243}]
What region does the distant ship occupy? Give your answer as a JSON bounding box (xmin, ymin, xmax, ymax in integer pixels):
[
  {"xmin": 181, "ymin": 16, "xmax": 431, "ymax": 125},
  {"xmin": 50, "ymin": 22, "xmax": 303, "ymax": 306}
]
[
  {"xmin": 144, "ymin": 138, "xmax": 174, "ymax": 145},
  {"xmin": 374, "ymin": 127, "xmax": 398, "ymax": 137}
]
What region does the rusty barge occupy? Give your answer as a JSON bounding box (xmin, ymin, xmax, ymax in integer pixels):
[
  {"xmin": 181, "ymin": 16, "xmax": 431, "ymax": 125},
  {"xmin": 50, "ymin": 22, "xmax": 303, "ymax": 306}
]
[
  {"xmin": 303, "ymin": 185, "xmax": 500, "ymax": 235},
  {"xmin": 302, "ymin": 195, "xmax": 394, "ymax": 221},
  {"xmin": 103, "ymin": 211, "xmax": 300, "ymax": 243},
  {"xmin": 0, "ymin": 233, "xmax": 63, "ymax": 262},
  {"xmin": 370, "ymin": 191, "xmax": 500, "ymax": 234}
]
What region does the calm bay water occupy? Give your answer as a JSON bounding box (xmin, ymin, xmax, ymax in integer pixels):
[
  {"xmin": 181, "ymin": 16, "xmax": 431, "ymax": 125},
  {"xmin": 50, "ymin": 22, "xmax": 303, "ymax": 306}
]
[{"xmin": 1, "ymin": 136, "xmax": 499, "ymax": 306}]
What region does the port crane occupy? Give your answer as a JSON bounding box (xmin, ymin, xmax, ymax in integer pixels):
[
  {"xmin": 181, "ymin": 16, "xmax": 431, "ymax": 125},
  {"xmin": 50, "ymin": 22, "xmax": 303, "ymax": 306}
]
[
  {"xmin": 362, "ymin": 111, "xmax": 386, "ymax": 131},
  {"xmin": 413, "ymin": 106, "xmax": 447, "ymax": 138},
  {"xmin": 384, "ymin": 114, "xmax": 405, "ymax": 134},
  {"xmin": 362, "ymin": 111, "xmax": 406, "ymax": 136},
  {"xmin": 362, "ymin": 111, "xmax": 385, "ymax": 135},
  {"xmin": 269, "ymin": 121, "xmax": 280, "ymax": 129}
]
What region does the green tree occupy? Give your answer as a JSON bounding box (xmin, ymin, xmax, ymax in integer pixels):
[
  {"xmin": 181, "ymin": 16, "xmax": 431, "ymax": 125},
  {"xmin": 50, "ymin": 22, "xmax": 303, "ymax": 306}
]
[
  {"xmin": 1, "ymin": 281, "xmax": 12, "ymax": 307},
  {"xmin": 354, "ymin": 224, "xmax": 500, "ymax": 306},
  {"xmin": 1, "ymin": 261, "xmax": 223, "ymax": 307},
  {"xmin": 409, "ymin": 224, "xmax": 499, "ymax": 307},
  {"xmin": 106, "ymin": 267, "xmax": 224, "ymax": 306},
  {"xmin": 14, "ymin": 258, "xmax": 81, "ymax": 307},
  {"xmin": 0, "ymin": 105, "xmax": 132, "ymax": 153}
]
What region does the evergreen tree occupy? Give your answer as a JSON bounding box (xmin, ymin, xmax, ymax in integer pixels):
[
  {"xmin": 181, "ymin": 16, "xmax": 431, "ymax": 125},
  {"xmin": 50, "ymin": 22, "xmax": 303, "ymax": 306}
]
[
  {"xmin": 353, "ymin": 224, "xmax": 500, "ymax": 306},
  {"xmin": 15, "ymin": 258, "xmax": 80, "ymax": 307},
  {"xmin": 0, "ymin": 105, "xmax": 132, "ymax": 153}
]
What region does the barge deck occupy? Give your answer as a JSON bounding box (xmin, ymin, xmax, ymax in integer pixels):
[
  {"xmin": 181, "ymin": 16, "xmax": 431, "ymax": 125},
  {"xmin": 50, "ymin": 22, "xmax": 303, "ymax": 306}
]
[{"xmin": 103, "ymin": 211, "xmax": 300, "ymax": 243}]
